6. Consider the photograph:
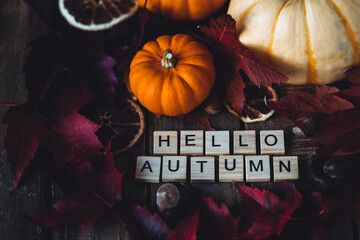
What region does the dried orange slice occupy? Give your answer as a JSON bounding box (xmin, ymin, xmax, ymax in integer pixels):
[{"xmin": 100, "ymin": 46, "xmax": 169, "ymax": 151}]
[
  {"xmin": 59, "ymin": 0, "xmax": 138, "ymax": 31},
  {"xmin": 226, "ymin": 83, "xmax": 277, "ymax": 123},
  {"xmin": 80, "ymin": 98, "xmax": 145, "ymax": 154}
]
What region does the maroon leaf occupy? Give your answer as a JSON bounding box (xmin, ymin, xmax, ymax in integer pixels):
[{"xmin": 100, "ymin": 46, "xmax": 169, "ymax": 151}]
[
  {"xmin": 3, "ymin": 86, "xmax": 103, "ymax": 189},
  {"xmin": 32, "ymin": 141, "xmax": 123, "ymax": 230},
  {"xmin": 337, "ymin": 85, "xmax": 360, "ymax": 106},
  {"xmin": 166, "ymin": 211, "xmax": 199, "ymax": 240},
  {"xmin": 68, "ymin": 49, "xmax": 118, "ymax": 104},
  {"xmin": 280, "ymin": 192, "xmax": 327, "ymax": 240},
  {"xmin": 269, "ymin": 85, "xmax": 354, "ymax": 123},
  {"xmin": 234, "ymin": 182, "xmax": 302, "ymax": 239},
  {"xmin": 200, "ymin": 15, "xmax": 287, "ymax": 114},
  {"xmin": 3, "ymin": 106, "xmax": 46, "ymax": 189},
  {"xmin": 309, "ymin": 109, "xmax": 360, "ymax": 156},
  {"xmin": 24, "ymin": 34, "xmax": 64, "ymax": 106},
  {"xmin": 197, "ymin": 196, "xmax": 237, "ymax": 240},
  {"xmin": 184, "ymin": 109, "xmax": 215, "ymax": 130},
  {"xmin": 116, "ymin": 200, "xmax": 170, "ymax": 240}
]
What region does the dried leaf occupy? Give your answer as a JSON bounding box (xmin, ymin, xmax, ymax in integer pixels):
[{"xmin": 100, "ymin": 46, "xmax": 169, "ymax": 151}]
[
  {"xmin": 279, "ymin": 192, "xmax": 327, "ymax": 240},
  {"xmin": 116, "ymin": 200, "xmax": 170, "ymax": 240},
  {"xmin": 269, "ymin": 85, "xmax": 354, "ymax": 123},
  {"xmin": 3, "ymin": 86, "xmax": 103, "ymax": 189},
  {"xmin": 309, "ymin": 109, "xmax": 360, "ymax": 156},
  {"xmin": 165, "ymin": 211, "xmax": 199, "ymax": 240},
  {"xmin": 184, "ymin": 109, "xmax": 215, "ymax": 130},
  {"xmin": 234, "ymin": 182, "xmax": 302, "ymax": 239},
  {"xmin": 201, "ymin": 15, "xmax": 287, "ymax": 114},
  {"xmin": 32, "ymin": 141, "xmax": 123, "ymax": 230},
  {"xmin": 24, "ymin": 34, "xmax": 64, "ymax": 106},
  {"xmin": 197, "ymin": 197, "xmax": 237, "ymax": 240}
]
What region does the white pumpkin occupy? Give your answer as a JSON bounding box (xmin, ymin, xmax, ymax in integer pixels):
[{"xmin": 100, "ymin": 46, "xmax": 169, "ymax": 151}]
[{"xmin": 227, "ymin": 0, "xmax": 360, "ymax": 84}]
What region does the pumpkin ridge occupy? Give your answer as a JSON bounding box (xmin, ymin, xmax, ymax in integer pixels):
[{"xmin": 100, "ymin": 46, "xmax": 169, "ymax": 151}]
[
  {"xmin": 330, "ymin": 0, "xmax": 360, "ymax": 64},
  {"xmin": 236, "ymin": 1, "xmax": 260, "ymax": 33},
  {"xmin": 303, "ymin": 0, "xmax": 319, "ymax": 85},
  {"xmin": 267, "ymin": 0, "xmax": 288, "ymax": 63}
]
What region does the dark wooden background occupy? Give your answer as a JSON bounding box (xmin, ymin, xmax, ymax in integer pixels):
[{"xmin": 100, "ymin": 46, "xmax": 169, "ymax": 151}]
[{"xmin": 1, "ymin": 0, "xmax": 359, "ymax": 239}]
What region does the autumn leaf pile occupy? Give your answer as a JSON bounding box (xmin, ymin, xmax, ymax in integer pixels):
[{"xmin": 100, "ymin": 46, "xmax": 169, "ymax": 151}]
[{"xmin": 2, "ymin": 0, "xmax": 360, "ymax": 239}]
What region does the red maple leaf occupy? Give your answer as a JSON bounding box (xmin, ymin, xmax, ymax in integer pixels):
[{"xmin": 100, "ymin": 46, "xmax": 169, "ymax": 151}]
[
  {"xmin": 269, "ymin": 85, "xmax": 354, "ymax": 124},
  {"xmin": 31, "ymin": 140, "xmax": 123, "ymax": 230},
  {"xmin": 200, "ymin": 15, "xmax": 287, "ymax": 115},
  {"xmin": 197, "ymin": 196, "xmax": 237, "ymax": 240},
  {"xmin": 116, "ymin": 199, "xmax": 199, "ymax": 240},
  {"xmin": 309, "ymin": 108, "xmax": 360, "ymax": 156},
  {"xmin": 234, "ymin": 182, "xmax": 302, "ymax": 239},
  {"xmin": 2, "ymin": 86, "xmax": 103, "ymax": 189}
]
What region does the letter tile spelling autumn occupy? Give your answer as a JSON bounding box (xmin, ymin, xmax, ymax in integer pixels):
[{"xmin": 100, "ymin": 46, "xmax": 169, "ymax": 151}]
[{"xmin": 135, "ymin": 130, "xmax": 298, "ymax": 183}]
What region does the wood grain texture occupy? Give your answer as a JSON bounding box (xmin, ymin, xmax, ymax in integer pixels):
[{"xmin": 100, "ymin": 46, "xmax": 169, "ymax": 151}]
[{"xmin": 0, "ymin": 1, "xmax": 359, "ymax": 239}]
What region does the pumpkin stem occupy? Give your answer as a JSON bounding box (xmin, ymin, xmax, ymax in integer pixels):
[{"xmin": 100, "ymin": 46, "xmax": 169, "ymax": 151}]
[{"xmin": 161, "ymin": 49, "xmax": 177, "ymax": 69}]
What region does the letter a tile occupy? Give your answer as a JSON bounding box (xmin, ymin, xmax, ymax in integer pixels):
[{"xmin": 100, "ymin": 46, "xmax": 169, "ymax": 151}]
[
  {"xmin": 154, "ymin": 131, "xmax": 178, "ymax": 155},
  {"xmin": 273, "ymin": 156, "xmax": 299, "ymax": 182},
  {"xmin": 245, "ymin": 155, "xmax": 270, "ymax": 182},
  {"xmin": 190, "ymin": 157, "xmax": 215, "ymax": 183},
  {"xmin": 135, "ymin": 156, "xmax": 161, "ymax": 183},
  {"xmin": 219, "ymin": 155, "xmax": 244, "ymax": 182},
  {"xmin": 260, "ymin": 130, "xmax": 285, "ymax": 155},
  {"xmin": 162, "ymin": 156, "xmax": 187, "ymax": 182}
]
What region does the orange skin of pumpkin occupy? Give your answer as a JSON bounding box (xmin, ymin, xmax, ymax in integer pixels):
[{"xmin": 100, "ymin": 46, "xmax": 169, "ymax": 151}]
[
  {"xmin": 138, "ymin": 0, "xmax": 228, "ymax": 21},
  {"xmin": 129, "ymin": 34, "xmax": 216, "ymax": 116}
]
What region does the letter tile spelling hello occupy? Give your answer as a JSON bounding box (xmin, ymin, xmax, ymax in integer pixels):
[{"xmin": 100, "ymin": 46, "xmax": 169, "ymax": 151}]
[
  {"xmin": 135, "ymin": 156, "xmax": 162, "ymax": 183},
  {"xmin": 260, "ymin": 130, "xmax": 285, "ymax": 155},
  {"xmin": 233, "ymin": 130, "xmax": 256, "ymax": 155},
  {"xmin": 162, "ymin": 156, "xmax": 187, "ymax": 182},
  {"xmin": 153, "ymin": 131, "xmax": 178, "ymax": 155},
  {"xmin": 180, "ymin": 130, "xmax": 204, "ymax": 155},
  {"xmin": 205, "ymin": 131, "xmax": 230, "ymax": 155}
]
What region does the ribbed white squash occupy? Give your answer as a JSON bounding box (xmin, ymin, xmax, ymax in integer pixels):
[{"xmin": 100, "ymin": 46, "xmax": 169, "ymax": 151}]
[{"xmin": 228, "ymin": 0, "xmax": 360, "ymax": 84}]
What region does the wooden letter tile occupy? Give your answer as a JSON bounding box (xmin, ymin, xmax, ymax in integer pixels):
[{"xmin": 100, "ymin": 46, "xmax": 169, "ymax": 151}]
[
  {"xmin": 180, "ymin": 130, "xmax": 204, "ymax": 155},
  {"xmin": 190, "ymin": 157, "xmax": 215, "ymax": 183},
  {"xmin": 162, "ymin": 156, "xmax": 187, "ymax": 182},
  {"xmin": 135, "ymin": 156, "xmax": 161, "ymax": 183},
  {"xmin": 273, "ymin": 156, "xmax": 299, "ymax": 182},
  {"xmin": 233, "ymin": 130, "xmax": 256, "ymax": 155},
  {"xmin": 260, "ymin": 130, "xmax": 285, "ymax": 155},
  {"xmin": 205, "ymin": 131, "xmax": 230, "ymax": 155},
  {"xmin": 153, "ymin": 131, "xmax": 178, "ymax": 155},
  {"xmin": 219, "ymin": 155, "xmax": 244, "ymax": 182},
  {"xmin": 245, "ymin": 155, "xmax": 270, "ymax": 182}
]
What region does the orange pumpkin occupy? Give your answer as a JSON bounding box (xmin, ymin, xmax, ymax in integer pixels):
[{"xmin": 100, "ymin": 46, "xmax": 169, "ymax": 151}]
[
  {"xmin": 138, "ymin": 0, "xmax": 228, "ymax": 21},
  {"xmin": 129, "ymin": 34, "xmax": 216, "ymax": 116}
]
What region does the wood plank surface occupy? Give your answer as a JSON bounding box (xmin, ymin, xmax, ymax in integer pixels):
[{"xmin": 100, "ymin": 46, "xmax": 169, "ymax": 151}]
[{"xmin": 0, "ymin": 1, "xmax": 359, "ymax": 240}]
